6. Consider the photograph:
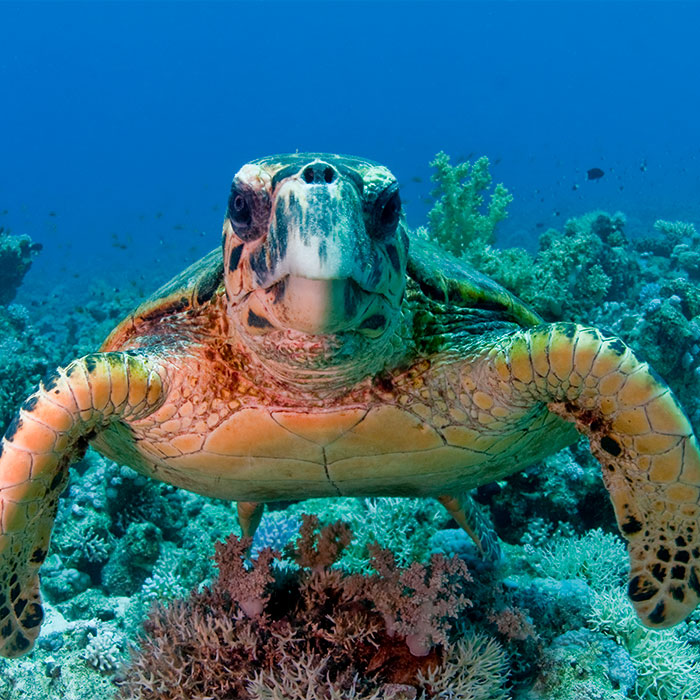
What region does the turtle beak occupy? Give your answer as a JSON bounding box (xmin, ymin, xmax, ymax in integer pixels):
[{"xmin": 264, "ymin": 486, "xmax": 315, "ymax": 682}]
[
  {"xmin": 246, "ymin": 274, "xmax": 388, "ymax": 337},
  {"xmin": 268, "ymin": 276, "xmax": 362, "ymax": 334}
]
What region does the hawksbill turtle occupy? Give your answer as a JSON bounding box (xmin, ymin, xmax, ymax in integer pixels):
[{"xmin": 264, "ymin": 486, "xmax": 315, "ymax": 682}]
[{"xmin": 1, "ymin": 153, "xmax": 699, "ymax": 657}]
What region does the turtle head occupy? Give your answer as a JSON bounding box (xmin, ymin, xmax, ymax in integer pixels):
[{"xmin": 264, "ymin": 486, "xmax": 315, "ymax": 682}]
[{"xmin": 222, "ymin": 153, "xmax": 409, "ymax": 384}]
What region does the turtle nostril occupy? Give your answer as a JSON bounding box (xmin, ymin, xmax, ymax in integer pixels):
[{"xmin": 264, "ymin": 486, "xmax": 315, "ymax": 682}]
[{"xmin": 302, "ymin": 163, "xmax": 337, "ymax": 185}]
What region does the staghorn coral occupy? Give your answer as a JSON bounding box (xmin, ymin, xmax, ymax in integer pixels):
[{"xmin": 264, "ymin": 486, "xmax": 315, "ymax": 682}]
[
  {"xmin": 116, "ymin": 515, "xmax": 480, "ymax": 699},
  {"xmin": 522, "ymin": 528, "xmax": 627, "ymax": 592},
  {"xmin": 587, "ymin": 587, "xmax": 700, "ymax": 700},
  {"xmin": 416, "ymin": 629, "xmax": 510, "ymax": 700}
]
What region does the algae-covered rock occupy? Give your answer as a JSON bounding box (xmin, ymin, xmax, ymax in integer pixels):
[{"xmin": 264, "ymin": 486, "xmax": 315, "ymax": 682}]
[{"xmin": 522, "ymin": 628, "xmax": 635, "ymax": 700}]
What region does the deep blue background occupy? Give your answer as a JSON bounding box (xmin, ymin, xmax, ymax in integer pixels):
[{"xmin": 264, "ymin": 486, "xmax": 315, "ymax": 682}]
[{"xmin": 1, "ymin": 1, "xmax": 699, "ymax": 298}]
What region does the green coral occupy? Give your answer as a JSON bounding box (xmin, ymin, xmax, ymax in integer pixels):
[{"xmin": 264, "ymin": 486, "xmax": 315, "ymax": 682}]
[
  {"xmin": 426, "ymin": 151, "xmax": 513, "ymax": 257},
  {"xmin": 523, "ymin": 529, "xmax": 627, "ymax": 592},
  {"xmin": 522, "ymin": 212, "xmax": 634, "ymax": 320},
  {"xmin": 587, "ymin": 588, "xmax": 700, "ymax": 700}
]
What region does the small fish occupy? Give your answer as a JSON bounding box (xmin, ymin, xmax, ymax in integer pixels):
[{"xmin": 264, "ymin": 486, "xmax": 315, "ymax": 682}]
[
  {"xmin": 48, "ymin": 211, "xmax": 57, "ymax": 217},
  {"xmin": 640, "ymin": 159, "xmax": 647, "ymax": 172},
  {"xmin": 0, "ymin": 210, "xmax": 7, "ymax": 215},
  {"xmin": 411, "ymin": 176, "xmax": 422, "ymax": 183},
  {"xmin": 572, "ymin": 184, "xmax": 579, "ymax": 190},
  {"xmin": 586, "ymin": 168, "xmax": 605, "ymax": 181}
]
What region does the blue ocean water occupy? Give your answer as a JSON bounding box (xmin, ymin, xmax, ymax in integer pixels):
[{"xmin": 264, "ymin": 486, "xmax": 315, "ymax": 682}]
[{"xmin": 1, "ymin": 0, "xmax": 700, "ymax": 297}]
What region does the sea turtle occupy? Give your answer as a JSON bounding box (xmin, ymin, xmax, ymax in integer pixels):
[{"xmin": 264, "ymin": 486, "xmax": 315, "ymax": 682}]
[{"xmin": 1, "ymin": 153, "xmax": 700, "ymax": 658}]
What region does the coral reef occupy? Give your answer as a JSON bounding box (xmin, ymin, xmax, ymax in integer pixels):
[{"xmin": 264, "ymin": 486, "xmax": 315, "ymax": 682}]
[
  {"xmin": 523, "ymin": 628, "xmax": 636, "ymax": 700},
  {"xmin": 116, "ymin": 516, "xmax": 491, "ymax": 700},
  {"xmin": 4, "ymin": 154, "xmax": 700, "ymax": 697},
  {"xmin": 0, "ymin": 229, "xmax": 42, "ymax": 305},
  {"xmin": 0, "ymin": 303, "xmax": 58, "ymax": 435}
]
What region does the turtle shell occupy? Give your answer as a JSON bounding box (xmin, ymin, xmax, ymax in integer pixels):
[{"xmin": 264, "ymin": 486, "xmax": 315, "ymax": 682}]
[
  {"xmin": 101, "ymin": 247, "xmax": 224, "ymax": 351},
  {"xmin": 405, "ymin": 232, "xmax": 542, "ymax": 328}
]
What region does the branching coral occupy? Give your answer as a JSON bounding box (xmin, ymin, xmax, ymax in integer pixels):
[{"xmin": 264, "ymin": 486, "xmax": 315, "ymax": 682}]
[
  {"xmin": 416, "ymin": 630, "xmax": 510, "ymax": 700},
  {"xmin": 286, "ymin": 496, "xmax": 451, "ymax": 573},
  {"xmin": 523, "ymin": 528, "xmax": 627, "ymax": 592},
  {"xmin": 427, "ymin": 151, "xmax": 513, "ymax": 257},
  {"xmin": 587, "ymin": 587, "xmax": 700, "ymax": 700}
]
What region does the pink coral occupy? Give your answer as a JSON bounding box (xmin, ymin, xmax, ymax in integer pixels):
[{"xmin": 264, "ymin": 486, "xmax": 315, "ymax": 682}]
[
  {"xmin": 366, "ymin": 544, "xmax": 473, "ymax": 656},
  {"xmin": 212, "ymin": 535, "xmax": 278, "ymax": 618}
]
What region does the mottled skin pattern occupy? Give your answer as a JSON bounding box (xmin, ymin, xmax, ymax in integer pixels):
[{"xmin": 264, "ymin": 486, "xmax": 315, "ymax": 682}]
[{"xmin": 1, "ymin": 153, "xmax": 700, "ymax": 658}]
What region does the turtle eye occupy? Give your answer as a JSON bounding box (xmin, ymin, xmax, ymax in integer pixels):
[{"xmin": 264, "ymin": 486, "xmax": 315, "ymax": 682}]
[
  {"xmin": 227, "ymin": 185, "xmax": 260, "ymax": 241},
  {"xmin": 373, "ymin": 185, "xmax": 401, "ymax": 239}
]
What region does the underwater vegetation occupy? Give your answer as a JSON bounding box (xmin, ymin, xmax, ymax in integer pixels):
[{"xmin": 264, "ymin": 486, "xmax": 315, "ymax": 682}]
[{"xmin": 1, "ymin": 153, "xmax": 700, "ymax": 699}]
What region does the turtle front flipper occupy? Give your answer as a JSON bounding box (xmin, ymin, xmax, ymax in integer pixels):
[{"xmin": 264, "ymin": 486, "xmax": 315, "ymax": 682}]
[
  {"xmin": 494, "ymin": 322, "xmax": 700, "ymax": 628},
  {"xmin": 0, "ymin": 352, "xmax": 166, "ymax": 657}
]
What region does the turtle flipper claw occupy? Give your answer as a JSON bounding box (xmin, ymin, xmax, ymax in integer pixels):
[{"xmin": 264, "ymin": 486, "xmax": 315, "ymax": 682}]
[{"xmin": 0, "ymin": 352, "xmax": 166, "ymax": 657}]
